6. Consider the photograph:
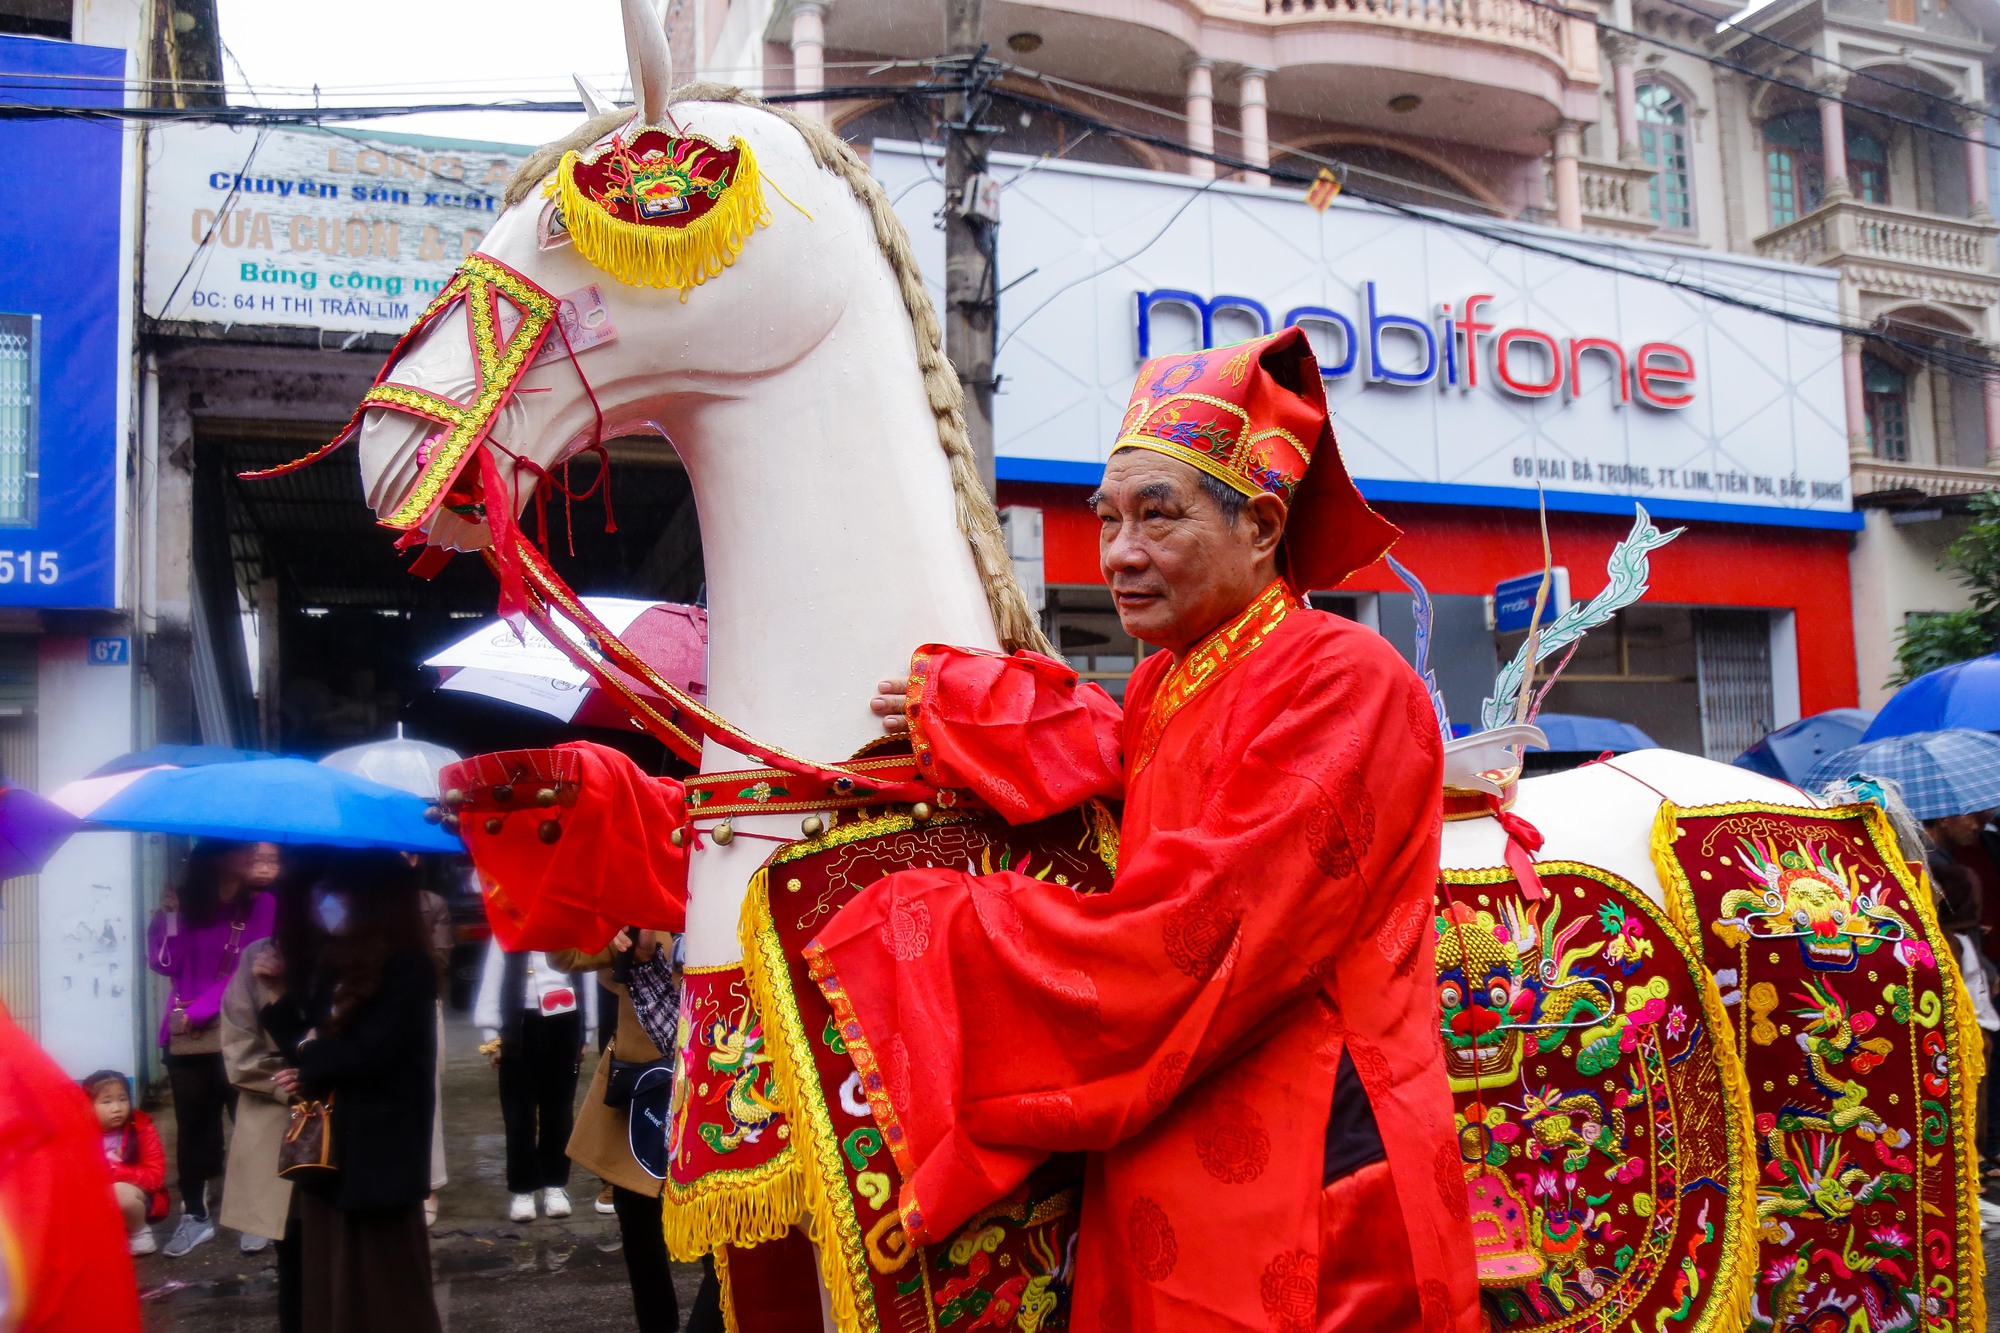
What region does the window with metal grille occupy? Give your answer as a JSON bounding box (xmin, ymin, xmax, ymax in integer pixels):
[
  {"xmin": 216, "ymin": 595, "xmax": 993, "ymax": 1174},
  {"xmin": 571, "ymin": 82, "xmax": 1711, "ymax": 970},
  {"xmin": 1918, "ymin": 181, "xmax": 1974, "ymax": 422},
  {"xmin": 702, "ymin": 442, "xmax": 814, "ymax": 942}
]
[
  {"xmin": 1694, "ymin": 609, "xmax": 1773, "ymax": 761},
  {"xmin": 0, "ymin": 314, "xmax": 38, "ymax": 528},
  {"xmin": 1638, "ymin": 83, "xmax": 1695, "ymax": 230}
]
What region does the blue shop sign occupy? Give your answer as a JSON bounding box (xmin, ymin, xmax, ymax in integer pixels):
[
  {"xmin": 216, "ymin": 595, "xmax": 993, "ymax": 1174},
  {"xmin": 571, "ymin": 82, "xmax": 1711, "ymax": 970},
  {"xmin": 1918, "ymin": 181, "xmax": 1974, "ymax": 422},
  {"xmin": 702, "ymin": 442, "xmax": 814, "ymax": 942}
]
[
  {"xmin": 0, "ymin": 36, "xmax": 128, "ymax": 608},
  {"xmin": 1494, "ymin": 569, "xmax": 1570, "ymax": 634}
]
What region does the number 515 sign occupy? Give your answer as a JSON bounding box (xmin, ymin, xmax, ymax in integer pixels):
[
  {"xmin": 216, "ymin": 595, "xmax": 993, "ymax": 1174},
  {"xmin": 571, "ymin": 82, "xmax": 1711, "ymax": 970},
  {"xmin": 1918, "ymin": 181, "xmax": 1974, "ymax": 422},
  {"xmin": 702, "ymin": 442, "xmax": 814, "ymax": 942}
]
[{"xmin": 0, "ymin": 550, "xmax": 60, "ymax": 585}]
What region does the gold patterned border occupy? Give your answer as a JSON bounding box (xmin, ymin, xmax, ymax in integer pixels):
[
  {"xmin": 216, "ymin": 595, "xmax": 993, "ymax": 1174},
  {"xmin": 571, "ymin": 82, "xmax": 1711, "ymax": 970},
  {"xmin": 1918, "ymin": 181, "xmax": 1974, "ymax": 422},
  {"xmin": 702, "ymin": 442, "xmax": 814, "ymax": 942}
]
[{"xmin": 1131, "ymin": 578, "xmax": 1297, "ymax": 775}]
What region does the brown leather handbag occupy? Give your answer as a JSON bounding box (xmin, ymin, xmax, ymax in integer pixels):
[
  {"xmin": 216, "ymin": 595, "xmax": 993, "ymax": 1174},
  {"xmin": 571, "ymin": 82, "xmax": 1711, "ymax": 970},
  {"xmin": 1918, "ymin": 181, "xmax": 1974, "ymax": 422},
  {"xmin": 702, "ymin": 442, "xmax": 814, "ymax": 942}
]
[{"xmin": 278, "ymin": 1095, "xmax": 338, "ymax": 1183}]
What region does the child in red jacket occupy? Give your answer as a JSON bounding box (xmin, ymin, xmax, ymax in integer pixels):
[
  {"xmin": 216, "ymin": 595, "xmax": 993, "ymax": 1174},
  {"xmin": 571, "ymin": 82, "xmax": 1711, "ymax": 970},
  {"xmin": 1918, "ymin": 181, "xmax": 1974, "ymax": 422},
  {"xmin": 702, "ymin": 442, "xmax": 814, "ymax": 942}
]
[{"xmin": 80, "ymin": 1071, "xmax": 168, "ymax": 1256}]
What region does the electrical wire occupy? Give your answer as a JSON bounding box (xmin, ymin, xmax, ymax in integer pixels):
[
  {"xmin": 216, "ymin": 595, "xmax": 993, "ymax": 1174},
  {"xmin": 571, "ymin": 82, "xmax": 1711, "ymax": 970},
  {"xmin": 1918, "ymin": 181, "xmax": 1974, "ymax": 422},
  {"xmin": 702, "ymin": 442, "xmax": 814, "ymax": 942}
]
[
  {"xmin": 984, "ymin": 84, "xmax": 2000, "ymax": 384},
  {"xmin": 39, "ymin": 53, "xmax": 1992, "ymax": 383},
  {"xmin": 1517, "ymin": 0, "xmax": 1994, "ymax": 151},
  {"xmin": 1654, "ymin": 0, "xmax": 1991, "ymax": 121}
]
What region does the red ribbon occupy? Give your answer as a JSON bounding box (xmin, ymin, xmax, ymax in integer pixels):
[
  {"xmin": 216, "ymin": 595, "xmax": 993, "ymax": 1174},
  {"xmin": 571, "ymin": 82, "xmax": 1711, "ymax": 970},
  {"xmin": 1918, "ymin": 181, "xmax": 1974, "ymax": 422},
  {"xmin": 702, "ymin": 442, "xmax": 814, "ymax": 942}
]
[{"xmin": 1488, "ymin": 797, "xmax": 1546, "ymax": 901}]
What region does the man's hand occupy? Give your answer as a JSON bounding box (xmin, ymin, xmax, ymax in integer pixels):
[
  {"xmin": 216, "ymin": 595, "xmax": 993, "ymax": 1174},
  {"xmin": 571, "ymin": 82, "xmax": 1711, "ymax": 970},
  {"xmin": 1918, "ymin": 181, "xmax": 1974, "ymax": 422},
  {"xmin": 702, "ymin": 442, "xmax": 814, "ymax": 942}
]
[{"xmin": 870, "ymin": 678, "xmax": 909, "ymax": 734}]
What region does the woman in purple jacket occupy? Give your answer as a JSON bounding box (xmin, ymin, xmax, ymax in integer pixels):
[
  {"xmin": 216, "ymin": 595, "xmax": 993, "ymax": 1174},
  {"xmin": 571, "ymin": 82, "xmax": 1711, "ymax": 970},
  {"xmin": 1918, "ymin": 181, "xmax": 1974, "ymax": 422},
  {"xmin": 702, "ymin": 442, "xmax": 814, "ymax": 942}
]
[{"xmin": 145, "ymin": 839, "xmax": 279, "ymax": 1256}]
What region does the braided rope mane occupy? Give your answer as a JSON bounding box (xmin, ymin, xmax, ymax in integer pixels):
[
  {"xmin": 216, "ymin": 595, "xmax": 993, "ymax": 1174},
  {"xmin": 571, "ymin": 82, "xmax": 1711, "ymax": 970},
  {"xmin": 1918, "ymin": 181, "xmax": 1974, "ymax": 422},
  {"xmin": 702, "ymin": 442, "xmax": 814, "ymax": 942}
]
[{"xmin": 507, "ymin": 85, "xmax": 1055, "ymax": 657}]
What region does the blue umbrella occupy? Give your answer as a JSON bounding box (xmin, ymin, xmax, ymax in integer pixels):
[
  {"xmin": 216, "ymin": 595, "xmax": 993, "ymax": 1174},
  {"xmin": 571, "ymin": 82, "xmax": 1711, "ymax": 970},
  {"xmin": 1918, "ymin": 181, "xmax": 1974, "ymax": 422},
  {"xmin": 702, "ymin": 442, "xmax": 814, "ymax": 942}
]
[
  {"xmin": 86, "ymin": 744, "xmax": 275, "ymax": 778},
  {"xmin": 1527, "ymin": 713, "xmax": 1657, "ymax": 753},
  {"xmin": 1863, "ymin": 652, "xmax": 2000, "ymax": 741},
  {"xmin": 1804, "ymin": 728, "xmax": 2000, "ymax": 820},
  {"xmin": 1734, "ymin": 708, "xmax": 1874, "ymax": 783},
  {"xmin": 84, "ymin": 757, "xmax": 462, "ymax": 852}
]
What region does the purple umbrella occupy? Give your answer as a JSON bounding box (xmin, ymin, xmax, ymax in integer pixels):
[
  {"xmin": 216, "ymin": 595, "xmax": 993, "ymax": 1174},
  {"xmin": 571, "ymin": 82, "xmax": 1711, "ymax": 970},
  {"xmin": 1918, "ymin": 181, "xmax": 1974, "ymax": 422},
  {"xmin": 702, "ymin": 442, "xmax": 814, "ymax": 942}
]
[{"xmin": 0, "ymin": 783, "xmax": 81, "ymax": 879}]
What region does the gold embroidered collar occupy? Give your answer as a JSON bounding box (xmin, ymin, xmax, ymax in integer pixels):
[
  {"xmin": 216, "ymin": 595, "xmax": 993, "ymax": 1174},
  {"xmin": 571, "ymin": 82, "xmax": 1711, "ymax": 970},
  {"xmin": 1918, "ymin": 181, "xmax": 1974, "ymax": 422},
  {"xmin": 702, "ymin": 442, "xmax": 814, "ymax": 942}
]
[{"xmin": 1131, "ymin": 579, "xmax": 1300, "ymax": 774}]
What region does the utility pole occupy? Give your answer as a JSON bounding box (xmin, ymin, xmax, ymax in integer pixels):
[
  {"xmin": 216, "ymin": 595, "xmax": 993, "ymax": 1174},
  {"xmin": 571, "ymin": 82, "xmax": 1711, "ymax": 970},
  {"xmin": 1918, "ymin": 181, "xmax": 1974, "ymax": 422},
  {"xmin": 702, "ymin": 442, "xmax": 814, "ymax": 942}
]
[{"xmin": 941, "ymin": 0, "xmax": 999, "ymax": 497}]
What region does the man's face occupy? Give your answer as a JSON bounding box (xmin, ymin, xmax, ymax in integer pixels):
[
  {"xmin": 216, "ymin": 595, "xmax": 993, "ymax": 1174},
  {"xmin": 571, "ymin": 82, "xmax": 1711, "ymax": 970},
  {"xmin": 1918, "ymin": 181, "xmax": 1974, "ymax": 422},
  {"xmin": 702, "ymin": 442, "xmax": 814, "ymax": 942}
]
[
  {"xmin": 1930, "ymin": 812, "xmax": 1987, "ymax": 848},
  {"xmin": 1092, "ymin": 451, "xmax": 1286, "ymax": 655}
]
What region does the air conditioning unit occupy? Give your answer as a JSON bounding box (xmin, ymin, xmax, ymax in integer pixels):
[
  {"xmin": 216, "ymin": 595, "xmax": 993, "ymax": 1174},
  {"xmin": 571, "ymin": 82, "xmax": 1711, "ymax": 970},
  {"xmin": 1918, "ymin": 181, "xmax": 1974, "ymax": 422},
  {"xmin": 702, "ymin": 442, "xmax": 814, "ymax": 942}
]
[{"xmin": 998, "ymin": 505, "xmax": 1045, "ymax": 617}]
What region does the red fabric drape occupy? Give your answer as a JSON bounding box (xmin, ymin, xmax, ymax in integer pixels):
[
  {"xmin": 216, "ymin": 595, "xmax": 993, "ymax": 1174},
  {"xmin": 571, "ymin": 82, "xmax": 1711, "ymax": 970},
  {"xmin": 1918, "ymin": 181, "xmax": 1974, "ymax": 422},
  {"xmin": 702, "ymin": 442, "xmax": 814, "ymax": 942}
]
[
  {"xmin": 905, "ymin": 644, "xmax": 1125, "ymax": 823},
  {"xmin": 443, "ymin": 742, "xmax": 689, "ymax": 953},
  {"xmin": 0, "ymin": 1003, "xmax": 142, "ymax": 1333},
  {"xmin": 808, "ymin": 614, "xmax": 1479, "ymax": 1333}
]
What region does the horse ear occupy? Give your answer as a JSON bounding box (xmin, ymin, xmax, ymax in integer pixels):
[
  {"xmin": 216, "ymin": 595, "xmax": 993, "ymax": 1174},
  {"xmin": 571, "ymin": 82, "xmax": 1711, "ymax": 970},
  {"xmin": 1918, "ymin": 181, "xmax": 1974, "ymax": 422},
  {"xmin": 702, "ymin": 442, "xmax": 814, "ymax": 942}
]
[
  {"xmin": 620, "ymin": 0, "xmax": 675, "ymax": 127},
  {"xmin": 573, "ymin": 74, "xmax": 621, "ymax": 119}
]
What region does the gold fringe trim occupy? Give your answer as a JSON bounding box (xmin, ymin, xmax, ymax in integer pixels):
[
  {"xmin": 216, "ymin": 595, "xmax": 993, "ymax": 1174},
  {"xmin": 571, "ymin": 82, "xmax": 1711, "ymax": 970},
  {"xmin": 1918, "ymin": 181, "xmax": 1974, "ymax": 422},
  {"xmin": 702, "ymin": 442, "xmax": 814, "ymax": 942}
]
[
  {"xmin": 739, "ymin": 863, "xmax": 881, "ymax": 1333},
  {"xmin": 714, "ymin": 1246, "xmax": 742, "ymax": 1333},
  {"xmin": 660, "ymin": 1148, "xmax": 807, "ymax": 1262},
  {"xmin": 549, "ymin": 135, "xmax": 771, "ymax": 298}
]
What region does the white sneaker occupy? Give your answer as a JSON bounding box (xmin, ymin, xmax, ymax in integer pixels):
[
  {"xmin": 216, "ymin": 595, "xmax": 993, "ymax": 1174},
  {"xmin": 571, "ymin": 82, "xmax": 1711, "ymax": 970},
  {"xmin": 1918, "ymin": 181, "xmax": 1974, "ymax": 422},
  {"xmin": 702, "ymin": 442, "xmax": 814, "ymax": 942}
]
[
  {"xmin": 508, "ymin": 1192, "xmax": 537, "ymax": 1223},
  {"xmin": 161, "ymin": 1212, "xmax": 215, "ymax": 1257},
  {"xmin": 239, "ymin": 1233, "xmax": 269, "ymax": 1254},
  {"xmin": 129, "ymin": 1229, "xmax": 157, "ymax": 1257},
  {"xmin": 1979, "ymin": 1198, "xmax": 2000, "ymax": 1233},
  {"xmin": 542, "ymin": 1187, "xmax": 572, "ymax": 1219}
]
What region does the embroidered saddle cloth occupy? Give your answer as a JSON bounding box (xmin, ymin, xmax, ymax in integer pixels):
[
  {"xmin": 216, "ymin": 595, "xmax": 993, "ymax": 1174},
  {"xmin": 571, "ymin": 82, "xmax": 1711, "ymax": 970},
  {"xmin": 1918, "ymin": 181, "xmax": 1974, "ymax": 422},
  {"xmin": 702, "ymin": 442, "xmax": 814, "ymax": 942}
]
[
  {"xmin": 664, "ymin": 803, "xmax": 1118, "ymax": 1333},
  {"xmin": 1653, "ymin": 801, "xmax": 1985, "ymax": 1333},
  {"xmin": 1435, "ymin": 861, "xmax": 1757, "ymax": 1333}
]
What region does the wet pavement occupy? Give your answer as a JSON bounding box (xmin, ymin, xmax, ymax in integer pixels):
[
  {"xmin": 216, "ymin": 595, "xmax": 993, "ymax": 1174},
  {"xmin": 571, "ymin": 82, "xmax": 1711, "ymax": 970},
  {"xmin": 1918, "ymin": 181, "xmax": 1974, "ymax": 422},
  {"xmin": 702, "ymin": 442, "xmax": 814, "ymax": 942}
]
[{"xmin": 138, "ymin": 1006, "xmax": 707, "ymax": 1332}]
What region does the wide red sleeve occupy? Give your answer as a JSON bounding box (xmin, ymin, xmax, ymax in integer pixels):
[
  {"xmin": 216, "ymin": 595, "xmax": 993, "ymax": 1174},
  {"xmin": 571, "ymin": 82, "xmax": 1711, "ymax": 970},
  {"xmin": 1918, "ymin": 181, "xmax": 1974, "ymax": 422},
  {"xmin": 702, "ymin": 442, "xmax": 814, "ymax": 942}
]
[
  {"xmin": 444, "ymin": 742, "xmax": 688, "ymax": 953},
  {"xmin": 808, "ymin": 636, "xmax": 1442, "ymax": 1241},
  {"xmin": 905, "ymin": 644, "xmax": 1125, "ymax": 822}
]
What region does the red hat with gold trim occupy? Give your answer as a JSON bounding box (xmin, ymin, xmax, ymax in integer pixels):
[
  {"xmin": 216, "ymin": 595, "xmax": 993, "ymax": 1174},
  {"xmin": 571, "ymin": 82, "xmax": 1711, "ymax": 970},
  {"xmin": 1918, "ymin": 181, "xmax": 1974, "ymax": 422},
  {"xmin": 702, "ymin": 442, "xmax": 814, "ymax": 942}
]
[{"xmin": 1112, "ymin": 325, "xmax": 1399, "ymax": 590}]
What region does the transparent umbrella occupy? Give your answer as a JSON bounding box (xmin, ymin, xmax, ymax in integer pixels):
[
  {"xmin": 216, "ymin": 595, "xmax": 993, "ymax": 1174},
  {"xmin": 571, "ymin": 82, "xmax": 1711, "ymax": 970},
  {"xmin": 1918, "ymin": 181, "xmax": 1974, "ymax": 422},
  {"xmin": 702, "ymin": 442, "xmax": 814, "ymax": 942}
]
[{"xmin": 320, "ymin": 725, "xmax": 463, "ymax": 802}]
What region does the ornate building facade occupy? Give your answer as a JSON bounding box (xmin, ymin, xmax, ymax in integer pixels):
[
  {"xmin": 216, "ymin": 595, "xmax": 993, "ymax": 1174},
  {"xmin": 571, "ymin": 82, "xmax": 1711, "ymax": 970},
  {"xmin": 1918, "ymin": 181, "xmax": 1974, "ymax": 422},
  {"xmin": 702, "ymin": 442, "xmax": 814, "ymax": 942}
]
[{"xmin": 689, "ymin": 0, "xmax": 2000, "ymax": 712}]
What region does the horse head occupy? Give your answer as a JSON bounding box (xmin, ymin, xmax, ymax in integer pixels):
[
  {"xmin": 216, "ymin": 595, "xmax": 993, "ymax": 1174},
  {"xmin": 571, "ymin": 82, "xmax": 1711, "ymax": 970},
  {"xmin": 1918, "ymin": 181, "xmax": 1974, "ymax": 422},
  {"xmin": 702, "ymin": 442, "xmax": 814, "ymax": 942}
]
[{"xmin": 353, "ymin": 66, "xmax": 869, "ymax": 551}]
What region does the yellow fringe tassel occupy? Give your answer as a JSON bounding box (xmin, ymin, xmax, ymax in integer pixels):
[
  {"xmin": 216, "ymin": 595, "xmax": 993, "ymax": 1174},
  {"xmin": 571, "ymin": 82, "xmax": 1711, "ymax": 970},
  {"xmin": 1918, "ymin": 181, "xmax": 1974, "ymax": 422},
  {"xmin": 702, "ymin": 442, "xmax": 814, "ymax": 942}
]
[
  {"xmin": 550, "ymin": 135, "xmax": 772, "ymax": 299},
  {"xmin": 714, "ymin": 1247, "xmax": 742, "ymax": 1333},
  {"xmin": 739, "ymin": 868, "xmax": 881, "ymax": 1333},
  {"xmin": 660, "ymin": 1149, "xmax": 807, "ymax": 1263}
]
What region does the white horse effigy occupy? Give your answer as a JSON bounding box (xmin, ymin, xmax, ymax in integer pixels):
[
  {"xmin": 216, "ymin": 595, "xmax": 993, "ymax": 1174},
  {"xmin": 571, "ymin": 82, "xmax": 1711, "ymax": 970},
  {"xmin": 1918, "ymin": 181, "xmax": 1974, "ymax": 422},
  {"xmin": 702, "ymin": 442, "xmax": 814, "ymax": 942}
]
[{"xmin": 260, "ymin": 4, "xmax": 1981, "ymax": 1329}]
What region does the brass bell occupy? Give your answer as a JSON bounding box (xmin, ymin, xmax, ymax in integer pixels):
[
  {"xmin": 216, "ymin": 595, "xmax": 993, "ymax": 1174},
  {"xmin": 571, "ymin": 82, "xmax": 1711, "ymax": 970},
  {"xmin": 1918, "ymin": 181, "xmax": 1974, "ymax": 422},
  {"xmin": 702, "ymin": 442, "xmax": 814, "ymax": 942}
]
[
  {"xmin": 483, "ymin": 816, "xmax": 504, "ymax": 836},
  {"xmin": 443, "ymin": 787, "xmax": 466, "ymax": 808},
  {"xmin": 712, "ymin": 819, "xmax": 735, "ymax": 846},
  {"xmin": 443, "ymin": 813, "xmax": 461, "ymax": 833},
  {"xmin": 535, "ymin": 787, "xmax": 558, "ymax": 807},
  {"xmin": 669, "ymin": 827, "xmax": 685, "ymax": 848},
  {"xmin": 910, "ymin": 801, "xmax": 933, "ymax": 823},
  {"xmin": 537, "ymin": 819, "xmax": 562, "ymax": 844},
  {"xmin": 423, "ymin": 805, "xmax": 444, "ymax": 825},
  {"xmin": 801, "ymin": 815, "xmax": 824, "ymax": 838},
  {"xmin": 493, "ymin": 784, "xmax": 515, "ymax": 804}
]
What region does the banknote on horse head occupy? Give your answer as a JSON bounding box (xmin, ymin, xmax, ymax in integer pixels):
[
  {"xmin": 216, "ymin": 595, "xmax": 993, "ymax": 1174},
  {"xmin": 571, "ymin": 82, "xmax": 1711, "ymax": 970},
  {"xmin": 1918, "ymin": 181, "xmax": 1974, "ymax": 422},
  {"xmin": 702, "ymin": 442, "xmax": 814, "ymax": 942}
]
[{"xmin": 351, "ymin": 2, "xmax": 1047, "ymax": 967}]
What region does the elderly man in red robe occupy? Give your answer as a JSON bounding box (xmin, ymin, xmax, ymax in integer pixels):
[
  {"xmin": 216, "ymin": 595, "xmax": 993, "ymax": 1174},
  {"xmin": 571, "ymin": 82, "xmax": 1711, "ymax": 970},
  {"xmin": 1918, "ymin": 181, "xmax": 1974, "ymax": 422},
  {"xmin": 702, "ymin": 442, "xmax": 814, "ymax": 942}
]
[{"xmin": 810, "ymin": 326, "xmax": 1478, "ymax": 1333}]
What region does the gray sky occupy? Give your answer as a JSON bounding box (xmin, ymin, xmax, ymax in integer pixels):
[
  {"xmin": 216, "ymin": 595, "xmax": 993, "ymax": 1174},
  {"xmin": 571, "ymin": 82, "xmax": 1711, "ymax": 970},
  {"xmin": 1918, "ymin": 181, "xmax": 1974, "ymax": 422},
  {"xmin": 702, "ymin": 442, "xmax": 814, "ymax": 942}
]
[{"xmin": 215, "ymin": 0, "xmax": 640, "ymax": 147}]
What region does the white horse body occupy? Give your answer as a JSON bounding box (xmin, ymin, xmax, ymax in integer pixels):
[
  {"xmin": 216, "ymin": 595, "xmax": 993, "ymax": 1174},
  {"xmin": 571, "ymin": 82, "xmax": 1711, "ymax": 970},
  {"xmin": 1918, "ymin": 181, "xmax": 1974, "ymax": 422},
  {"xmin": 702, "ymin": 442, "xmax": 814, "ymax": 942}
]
[
  {"xmin": 1447, "ymin": 749, "xmax": 1823, "ymax": 895},
  {"xmin": 355, "ymin": 95, "xmax": 1003, "ymax": 967}
]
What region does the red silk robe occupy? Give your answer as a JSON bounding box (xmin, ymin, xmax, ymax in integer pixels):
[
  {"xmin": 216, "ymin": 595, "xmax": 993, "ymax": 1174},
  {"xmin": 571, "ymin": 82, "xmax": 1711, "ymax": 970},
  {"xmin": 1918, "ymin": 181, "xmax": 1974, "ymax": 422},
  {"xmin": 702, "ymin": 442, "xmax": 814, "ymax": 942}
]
[{"xmin": 808, "ymin": 587, "xmax": 1479, "ymax": 1333}]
